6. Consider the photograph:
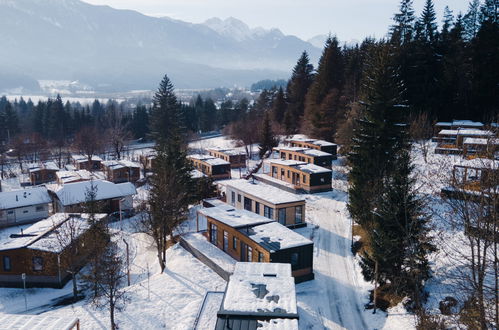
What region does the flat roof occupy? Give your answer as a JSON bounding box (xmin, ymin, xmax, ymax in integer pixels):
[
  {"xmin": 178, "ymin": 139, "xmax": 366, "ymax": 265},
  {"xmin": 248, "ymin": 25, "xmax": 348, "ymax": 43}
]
[
  {"xmin": 198, "ymin": 204, "xmax": 274, "ymax": 228},
  {"xmin": 0, "ymin": 213, "xmax": 107, "ymax": 252},
  {"xmin": 0, "ymin": 314, "xmax": 79, "ymax": 330},
  {"xmin": 27, "ymin": 161, "xmax": 59, "ymax": 173},
  {"xmin": 464, "ymin": 137, "xmax": 499, "ymax": 145},
  {"xmin": 71, "ymin": 154, "xmax": 103, "ymax": 162},
  {"xmin": 189, "ymin": 154, "xmax": 231, "ymax": 166},
  {"xmin": 242, "ymin": 221, "xmax": 313, "ymax": 252},
  {"xmin": 288, "ymin": 137, "xmax": 336, "ymax": 147},
  {"xmin": 268, "ymin": 159, "xmax": 307, "ymax": 167},
  {"xmin": 55, "ymin": 170, "xmax": 105, "ymax": 184},
  {"xmin": 102, "ymin": 160, "xmax": 140, "ymax": 169},
  {"xmin": 438, "ymin": 129, "xmax": 459, "ymax": 135},
  {"xmin": 275, "ymin": 147, "xmax": 331, "ymax": 157},
  {"xmin": 208, "ymin": 147, "xmax": 246, "ymax": 156},
  {"xmin": 457, "ymin": 129, "xmax": 494, "ymax": 136},
  {"xmin": 49, "ymin": 180, "xmax": 136, "ymax": 206},
  {"xmin": 222, "ymin": 262, "xmax": 297, "ymax": 315},
  {"xmin": 224, "ymin": 179, "xmax": 305, "ymax": 205},
  {"xmin": 294, "ymin": 163, "xmax": 331, "ymax": 174},
  {"xmin": 0, "ymin": 187, "xmax": 51, "ymax": 210}
]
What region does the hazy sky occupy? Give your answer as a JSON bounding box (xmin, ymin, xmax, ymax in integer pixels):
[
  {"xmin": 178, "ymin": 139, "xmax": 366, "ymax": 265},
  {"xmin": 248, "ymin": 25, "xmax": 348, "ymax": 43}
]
[{"xmin": 82, "ymin": 0, "xmax": 470, "ymax": 41}]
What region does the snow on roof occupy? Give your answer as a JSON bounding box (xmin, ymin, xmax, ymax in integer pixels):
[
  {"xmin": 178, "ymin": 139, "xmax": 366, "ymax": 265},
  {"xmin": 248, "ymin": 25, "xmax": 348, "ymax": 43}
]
[
  {"xmin": 452, "ymin": 120, "xmax": 484, "ymax": 127},
  {"xmin": 463, "ymin": 137, "xmax": 499, "ymax": 145},
  {"xmin": 0, "ymin": 314, "xmax": 79, "ymax": 330},
  {"xmin": 0, "ymin": 187, "xmax": 51, "ymax": 210},
  {"xmin": 224, "ymin": 179, "xmax": 305, "ymax": 205},
  {"xmin": 288, "ymin": 137, "xmax": 336, "ymax": 147},
  {"xmin": 253, "ymin": 173, "xmax": 296, "ymax": 190},
  {"xmin": 457, "ymin": 129, "xmax": 494, "ymax": 136},
  {"xmin": 275, "ymin": 147, "xmax": 331, "ymax": 157},
  {"xmin": 71, "ymin": 154, "xmax": 103, "ymax": 162},
  {"xmin": 118, "ymin": 160, "xmax": 140, "ymax": 168},
  {"xmin": 0, "ymin": 213, "xmax": 106, "ymax": 252},
  {"xmin": 208, "ymin": 147, "xmax": 246, "ymax": 156},
  {"xmin": 456, "ymin": 157, "xmax": 499, "ymax": 169},
  {"xmin": 295, "ymin": 163, "xmax": 332, "ymax": 174},
  {"xmin": 257, "ymin": 319, "xmax": 299, "ymax": 330},
  {"xmin": 56, "ymin": 170, "xmax": 105, "ymax": 184},
  {"xmin": 191, "ymin": 169, "xmax": 207, "ymax": 179},
  {"xmin": 102, "ymin": 160, "xmax": 140, "ymax": 169},
  {"xmin": 268, "ymin": 159, "xmax": 307, "ymax": 167},
  {"xmin": 435, "ymin": 122, "xmax": 452, "ymax": 126},
  {"xmin": 491, "ymin": 123, "xmax": 499, "ymax": 128},
  {"xmin": 233, "ymin": 262, "xmax": 291, "ymax": 278},
  {"xmin": 438, "ymin": 129, "xmax": 459, "ymax": 135},
  {"xmin": 189, "ymin": 154, "xmax": 231, "ymax": 166},
  {"xmin": 222, "ymin": 262, "xmax": 297, "ymax": 314},
  {"xmin": 312, "ymin": 139, "xmax": 336, "ymax": 147},
  {"xmin": 243, "ymin": 222, "xmax": 313, "ymax": 252},
  {"xmin": 27, "ymin": 161, "xmax": 59, "ymax": 173},
  {"xmin": 51, "ymin": 180, "xmax": 136, "ymax": 206},
  {"xmin": 198, "ymin": 204, "xmax": 274, "ymax": 228},
  {"xmin": 182, "ymin": 232, "xmax": 236, "ymax": 273}
]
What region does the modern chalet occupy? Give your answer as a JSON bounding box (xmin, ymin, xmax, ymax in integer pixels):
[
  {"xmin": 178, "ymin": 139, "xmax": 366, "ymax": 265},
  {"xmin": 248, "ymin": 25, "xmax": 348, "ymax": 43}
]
[
  {"xmin": 55, "ymin": 170, "xmax": 105, "ymax": 185},
  {"xmin": 223, "ymin": 179, "xmax": 306, "ymax": 228},
  {"xmin": 256, "ymin": 159, "xmax": 332, "ymax": 193},
  {"xmin": 28, "ymin": 161, "xmax": 59, "ymax": 185},
  {"xmin": 214, "ymin": 262, "xmax": 299, "ymax": 330},
  {"xmin": 0, "ymin": 213, "xmax": 107, "ymax": 287},
  {"xmin": 287, "ymin": 138, "xmax": 337, "ymax": 159},
  {"xmin": 207, "ymin": 147, "xmax": 247, "ymax": 168},
  {"xmin": 71, "ymin": 155, "xmax": 103, "ymax": 171},
  {"xmin": 188, "ymin": 154, "xmax": 231, "ymax": 180},
  {"xmin": 0, "ymin": 187, "xmax": 51, "ymax": 228},
  {"xmin": 198, "ymin": 204, "xmax": 314, "ymax": 282},
  {"xmin": 274, "ymin": 146, "xmax": 333, "ymax": 169},
  {"xmin": 101, "ymin": 160, "xmax": 140, "ymax": 183}
]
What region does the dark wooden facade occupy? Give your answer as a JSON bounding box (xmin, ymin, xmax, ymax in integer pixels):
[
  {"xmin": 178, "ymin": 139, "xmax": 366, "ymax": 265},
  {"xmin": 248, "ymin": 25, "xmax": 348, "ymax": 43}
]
[
  {"xmin": 268, "ymin": 161, "xmax": 332, "ymax": 193},
  {"xmin": 207, "ymin": 148, "xmax": 247, "ymax": 168},
  {"xmin": 189, "ymin": 155, "xmax": 231, "ymax": 180}
]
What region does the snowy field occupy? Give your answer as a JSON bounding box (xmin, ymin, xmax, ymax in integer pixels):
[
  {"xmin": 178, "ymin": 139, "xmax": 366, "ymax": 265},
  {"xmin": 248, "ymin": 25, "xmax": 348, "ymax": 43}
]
[{"xmin": 0, "ymin": 137, "xmax": 483, "ymax": 329}]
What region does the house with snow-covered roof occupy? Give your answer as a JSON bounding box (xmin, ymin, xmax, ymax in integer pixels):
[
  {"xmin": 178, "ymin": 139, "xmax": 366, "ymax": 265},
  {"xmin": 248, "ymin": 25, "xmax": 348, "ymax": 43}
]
[
  {"xmin": 0, "ymin": 213, "xmax": 107, "ymax": 287},
  {"xmin": 0, "ymin": 187, "xmax": 51, "ymax": 228},
  {"xmin": 48, "ymin": 179, "xmax": 136, "ymax": 213},
  {"xmin": 27, "ymin": 161, "xmax": 59, "ymax": 185},
  {"xmin": 188, "ymin": 154, "xmax": 231, "ymax": 180},
  {"xmin": 287, "ymin": 137, "xmax": 337, "ymax": 157},
  {"xmin": 71, "ymin": 154, "xmax": 103, "ymax": 171},
  {"xmin": 207, "ymin": 147, "xmax": 247, "ymax": 168},
  {"xmin": 198, "ymin": 203, "xmax": 314, "ymax": 282},
  {"xmin": 274, "ymin": 146, "xmax": 334, "ymax": 169},
  {"xmin": 223, "ymin": 179, "xmax": 306, "ymax": 228},
  {"xmin": 101, "ymin": 160, "xmax": 140, "ymax": 183},
  {"xmin": 214, "ymin": 262, "xmax": 299, "ymax": 330}
]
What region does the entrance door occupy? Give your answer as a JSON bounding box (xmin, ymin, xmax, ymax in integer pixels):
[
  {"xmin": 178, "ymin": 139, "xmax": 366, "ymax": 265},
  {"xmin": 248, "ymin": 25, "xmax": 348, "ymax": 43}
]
[{"xmin": 240, "ymin": 242, "xmax": 247, "ymax": 261}]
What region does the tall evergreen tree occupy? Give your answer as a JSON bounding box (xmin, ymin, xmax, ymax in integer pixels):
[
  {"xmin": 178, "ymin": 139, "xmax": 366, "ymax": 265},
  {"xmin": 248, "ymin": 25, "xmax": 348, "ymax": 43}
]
[
  {"xmin": 258, "ymin": 112, "xmax": 278, "ymax": 158},
  {"xmin": 418, "ymin": 0, "xmax": 438, "ymax": 43},
  {"xmin": 284, "ymin": 51, "xmax": 314, "ymax": 134},
  {"xmin": 271, "ymin": 87, "xmax": 287, "ymax": 123},
  {"xmin": 390, "ymin": 0, "xmax": 416, "ymax": 45}
]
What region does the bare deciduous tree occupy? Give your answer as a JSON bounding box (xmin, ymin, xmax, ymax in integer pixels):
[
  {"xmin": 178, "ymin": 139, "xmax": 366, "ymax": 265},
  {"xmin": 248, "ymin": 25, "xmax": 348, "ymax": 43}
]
[
  {"xmin": 409, "ymin": 112, "xmax": 433, "ymax": 163},
  {"xmin": 73, "ymin": 126, "xmax": 104, "ymax": 171}
]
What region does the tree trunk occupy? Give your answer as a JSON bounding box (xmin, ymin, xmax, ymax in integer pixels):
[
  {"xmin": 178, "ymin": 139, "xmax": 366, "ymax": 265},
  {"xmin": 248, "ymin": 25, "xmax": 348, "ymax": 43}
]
[
  {"xmin": 110, "ymin": 302, "xmax": 115, "ymax": 330},
  {"xmin": 72, "ymin": 273, "xmax": 78, "ymax": 301},
  {"xmin": 373, "ymin": 260, "xmax": 379, "ymax": 314}
]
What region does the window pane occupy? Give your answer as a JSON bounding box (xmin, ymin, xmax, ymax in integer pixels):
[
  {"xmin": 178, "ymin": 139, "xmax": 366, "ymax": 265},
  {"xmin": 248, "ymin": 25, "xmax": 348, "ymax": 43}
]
[
  {"xmin": 278, "ymin": 209, "xmax": 286, "ymax": 225},
  {"xmin": 33, "ymin": 257, "xmax": 43, "ymax": 271},
  {"xmin": 295, "ymin": 206, "xmax": 303, "ymax": 223},
  {"xmin": 3, "ymin": 256, "xmax": 11, "ymax": 271}
]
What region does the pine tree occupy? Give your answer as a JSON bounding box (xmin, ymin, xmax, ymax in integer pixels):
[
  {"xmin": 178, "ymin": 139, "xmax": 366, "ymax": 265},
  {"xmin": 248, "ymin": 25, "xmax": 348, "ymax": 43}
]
[
  {"xmin": 418, "ymin": 0, "xmax": 438, "ymax": 43},
  {"xmin": 146, "ymin": 74, "xmax": 193, "ymax": 272},
  {"xmin": 463, "ymin": 0, "xmax": 482, "ymax": 40},
  {"xmin": 285, "ymin": 51, "xmax": 314, "ymax": 134},
  {"xmin": 258, "ymin": 112, "xmax": 278, "ymax": 158},
  {"xmin": 390, "ymin": 0, "xmax": 416, "ymax": 45},
  {"xmin": 272, "ymin": 87, "xmax": 287, "ymax": 123}
]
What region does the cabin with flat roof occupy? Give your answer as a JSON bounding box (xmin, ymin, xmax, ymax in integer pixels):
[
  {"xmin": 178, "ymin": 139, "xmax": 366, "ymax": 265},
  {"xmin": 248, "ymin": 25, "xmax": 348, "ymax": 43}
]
[
  {"xmin": 48, "ymin": 180, "xmax": 136, "ymax": 213},
  {"xmin": 287, "ymin": 138, "xmax": 337, "ymax": 158},
  {"xmin": 224, "ymin": 179, "xmax": 306, "ymax": 228},
  {"xmin": 207, "ymin": 147, "xmax": 247, "ymax": 168},
  {"xmin": 101, "ymin": 160, "xmax": 140, "ymax": 183},
  {"xmin": 139, "ymin": 151, "xmax": 157, "ymax": 173},
  {"xmin": 55, "ymin": 170, "xmax": 105, "ymax": 185},
  {"xmin": 463, "ymin": 138, "xmax": 499, "ymax": 158},
  {"xmin": 28, "ymin": 161, "xmax": 59, "ymax": 185},
  {"xmin": 71, "ymin": 155, "xmax": 102, "ymax": 171},
  {"xmin": 274, "ymin": 146, "xmax": 333, "ymax": 169},
  {"xmin": 214, "ymin": 262, "xmax": 299, "ymax": 330},
  {"xmin": 0, "ymin": 187, "xmax": 51, "ymax": 228},
  {"xmin": 198, "ymin": 204, "xmax": 314, "ymax": 282},
  {"xmin": 0, "ymin": 213, "xmax": 107, "ymax": 288},
  {"xmin": 261, "ymin": 159, "xmax": 332, "ymax": 193},
  {"xmin": 188, "ymin": 154, "xmax": 231, "ymax": 180},
  {"xmin": 0, "ymin": 314, "xmax": 80, "ymax": 329}
]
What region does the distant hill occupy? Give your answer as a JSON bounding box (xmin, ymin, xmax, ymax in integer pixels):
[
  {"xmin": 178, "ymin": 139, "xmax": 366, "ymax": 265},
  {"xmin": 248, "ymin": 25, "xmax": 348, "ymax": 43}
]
[{"xmin": 0, "ymin": 0, "xmax": 321, "ymax": 92}]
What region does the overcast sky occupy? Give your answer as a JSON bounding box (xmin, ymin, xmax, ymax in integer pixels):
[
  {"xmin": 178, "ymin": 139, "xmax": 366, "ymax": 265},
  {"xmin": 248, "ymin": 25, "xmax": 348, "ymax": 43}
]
[{"xmin": 82, "ymin": 0, "xmax": 470, "ymax": 41}]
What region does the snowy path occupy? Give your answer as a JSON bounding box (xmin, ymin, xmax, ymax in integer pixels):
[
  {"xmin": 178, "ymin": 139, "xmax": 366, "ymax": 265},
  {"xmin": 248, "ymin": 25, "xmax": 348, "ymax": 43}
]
[{"xmin": 297, "ymin": 190, "xmax": 374, "ymax": 330}]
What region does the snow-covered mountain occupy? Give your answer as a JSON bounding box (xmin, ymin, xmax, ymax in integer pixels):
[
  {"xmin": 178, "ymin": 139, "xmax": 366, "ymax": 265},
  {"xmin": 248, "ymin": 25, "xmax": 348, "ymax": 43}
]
[{"xmin": 0, "ymin": 0, "xmax": 321, "ymax": 91}]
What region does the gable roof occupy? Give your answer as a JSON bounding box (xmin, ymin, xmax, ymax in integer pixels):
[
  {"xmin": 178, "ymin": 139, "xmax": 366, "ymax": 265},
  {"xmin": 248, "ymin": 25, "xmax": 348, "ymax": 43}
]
[
  {"xmin": 50, "ymin": 180, "xmax": 136, "ymax": 206},
  {"xmin": 0, "ymin": 187, "xmax": 51, "ymax": 210}
]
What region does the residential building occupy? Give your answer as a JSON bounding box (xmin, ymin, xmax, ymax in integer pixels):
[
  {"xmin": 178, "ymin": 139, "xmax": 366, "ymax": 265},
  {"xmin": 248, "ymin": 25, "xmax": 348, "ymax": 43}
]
[
  {"xmin": 198, "ymin": 204, "xmax": 314, "ymax": 282},
  {"xmin": 207, "ymin": 147, "xmax": 247, "ymax": 168},
  {"xmin": 287, "ymin": 138, "xmax": 337, "ymax": 158},
  {"xmin": 274, "ymin": 146, "xmax": 333, "ymax": 169},
  {"xmin": 463, "ymin": 138, "xmax": 499, "ymax": 158},
  {"xmin": 188, "ymin": 154, "xmax": 231, "ymax": 180},
  {"xmin": 214, "ymin": 262, "xmax": 299, "ymax": 330},
  {"xmin": 71, "ymin": 155, "xmax": 102, "ymax": 171},
  {"xmin": 101, "ymin": 160, "xmax": 140, "ymax": 183},
  {"xmin": 0, "ymin": 187, "xmax": 51, "ymax": 228},
  {"xmin": 0, "ymin": 213, "xmax": 107, "ymax": 287},
  {"xmin": 48, "ymin": 180, "xmax": 136, "ymax": 213},
  {"xmin": 28, "ymin": 161, "xmax": 59, "ymax": 185},
  {"xmin": 55, "ymin": 170, "xmax": 105, "ymax": 185},
  {"xmin": 224, "ymin": 179, "xmax": 306, "ymax": 228}
]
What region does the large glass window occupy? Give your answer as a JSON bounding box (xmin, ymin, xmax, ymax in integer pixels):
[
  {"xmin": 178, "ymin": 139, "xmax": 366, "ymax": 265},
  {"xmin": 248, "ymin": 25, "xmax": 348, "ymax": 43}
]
[
  {"xmin": 223, "ymin": 231, "xmax": 228, "ymax": 252},
  {"xmin": 264, "ymin": 206, "xmax": 274, "ymax": 219},
  {"xmin": 210, "ymin": 224, "xmax": 218, "ymax": 246},
  {"xmin": 3, "ymin": 256, "xmax": 11, "ymax": 271},
  {"xmin": 33, "ymin": 257, "xmax": 43, "ymax": 271},
  {"xmin": 290, "ymin": 253, "xmax": 299, "ymax": 267},
  {"xmin": 231, "ymin": 191, "xmax": 236, "ymax": 205},
  {"xmin": 237, "ymin": 194, "xmax": 241, "ymax": 203},
  {"xmin": 247, "ymin": 246, "xmax": 253, "ymax": 262},
  {"xmin": 258, "ymin": 252, "xmax": 264, "ymax": 262},
  {"xmin": 244, "ymin": 197, "xmax": 253, "ymax": 211},
  {"xmin": 233, "ymin": 236, "xmax": 238, "ymax": 250},
  {"xmin": 295, "ymin": 206, "xmax": 303, "ymax": 223},
  {"xmin": 255, "ymin": 202, "xmax": 260, "ymax": 214},
  {"xmin": 278, "ymin": 209, "xmax": 286, "ymax": 225}
]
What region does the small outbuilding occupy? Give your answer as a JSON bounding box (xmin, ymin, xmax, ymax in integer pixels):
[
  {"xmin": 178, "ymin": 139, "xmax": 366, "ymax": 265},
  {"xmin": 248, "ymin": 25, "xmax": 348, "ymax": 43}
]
[
  {"xmin": 0, "ymin": 187, "xmax": 51, "ymax": 228},
  {"xmin": 188, "ymin": 154, "xmax": 231, "ymax": 180},
  {"xmin": 101, "ymin": 160, "xmax": 140, "ymax": 183}
]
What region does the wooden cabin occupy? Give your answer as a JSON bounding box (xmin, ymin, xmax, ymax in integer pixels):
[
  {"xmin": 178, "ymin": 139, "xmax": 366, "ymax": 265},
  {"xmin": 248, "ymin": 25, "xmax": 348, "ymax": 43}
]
[
  {"xmin": 28, "ymin": 161, "xmax": 59, "ymax": 185},
  {"xmin": 456, "ymin": 129, "xmax": 495, "ymax": 147},
  {"xmin": 463, "ymin": 138, "xmax": 499, "ymax": 158},
  {"xmin": 199, "ymin": 204, "xmax": 314, "ymax": 282},
  {"xmin": 262, "ymin": 159, "xmax": 332, "ymax": 193},
  {"xmin": 207, "ymin": 148, "xmax": 247, "ymax": 168},
  {"xmin": 55, "ymin": 170, "xmax": 105, "ymax": 185},
  {"xmin": 214, "ymin": 262, "xmax": 299, "ymax": 330},
  {"xmin": 101, "ymin": 160, "xmax": 140, "ymax": 183},
  {"xmin": 0, "ymin": 213, "xmax": 107, "ymax": 288},
  {"xmin": 139, "ymin": 152, "xmax": 157, "ymax": 173},
  {"xmin": 0, "ymin": 187, "xmax": 51, "ymax": 228},
  {"xmin": 287, "ymin": 138, "xmax": 337, "ymax": 158},
  {"xmin": 71, "ymin": 155, "xmax": 102, "ymax": 171},
  {"xmin": 275, "ymin": 146, "xmax": 333, "ymax": 169},
  {"xmin": 224, "ymin": 179, "xmax": 306, "ymax": 228},
  {"xmin": 188, "ymin": 154, "xmax": 231, "ymax": 180},
  {"xmin": 48, "ymin": 180, "xmax": 136, "ymax": 214}
]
